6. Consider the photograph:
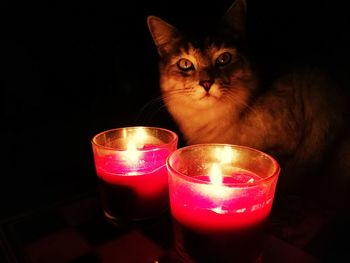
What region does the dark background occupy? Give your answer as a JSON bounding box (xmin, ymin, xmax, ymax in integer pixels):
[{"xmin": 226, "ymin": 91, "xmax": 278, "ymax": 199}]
[{"xmin": 2, "ymin": 0, "xmax": 350, "ymax": 218}]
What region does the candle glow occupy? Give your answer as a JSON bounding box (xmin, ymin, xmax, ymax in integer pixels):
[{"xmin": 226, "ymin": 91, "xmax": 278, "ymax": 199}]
[
  {"xmin": 91, "ymin": 127, "xmax": 178, "ymax": 223},
  {"xmin": 124, "ymin": 140, "xmax": 142, "ymax": 165},
  {"xmin": 209, "ymin": 163, "xmax": 223, "ymax": 186},
  {"xmin": 214, "ymin": 145, "xmax": 236, "ymax": 164}
]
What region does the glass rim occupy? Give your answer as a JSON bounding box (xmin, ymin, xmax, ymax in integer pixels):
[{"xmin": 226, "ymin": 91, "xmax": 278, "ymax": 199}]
[
  {"xmin": 91, "ymin": 126, "xmax": 178, "ymax": 152},
  {"xmin": 166, "ymin": 143, "xmax": 280, "ymax": 187}
]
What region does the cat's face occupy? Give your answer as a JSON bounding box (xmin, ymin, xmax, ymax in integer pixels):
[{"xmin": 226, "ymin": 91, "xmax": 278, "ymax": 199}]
[
  {"xmin": 157, "ymin": 38, "xmax": 254, "ymax": 109},
  {"xmin": 147, "ymin": 0, "xmax": 255, "ymax": 113}
]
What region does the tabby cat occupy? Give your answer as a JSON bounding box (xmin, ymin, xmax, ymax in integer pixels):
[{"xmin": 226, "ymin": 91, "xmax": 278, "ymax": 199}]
[{"xmin": 147, "ymin": 0, "xmax": 350, "ymax": 211}]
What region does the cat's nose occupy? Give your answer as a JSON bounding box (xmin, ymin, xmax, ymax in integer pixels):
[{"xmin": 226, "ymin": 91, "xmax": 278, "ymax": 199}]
[{"xmin": 199, "ymin": 80, "xmax": 214, "ymax": 92}]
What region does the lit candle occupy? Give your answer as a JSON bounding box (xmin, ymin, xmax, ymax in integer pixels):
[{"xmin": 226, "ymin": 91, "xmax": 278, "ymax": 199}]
[
  {"xmin": 92, "ymin": 127, "xmax": 178, "ymax": 224},
  {"xmin": 167, "ymin": 144, "xmax": 280, "ymax": 263}
]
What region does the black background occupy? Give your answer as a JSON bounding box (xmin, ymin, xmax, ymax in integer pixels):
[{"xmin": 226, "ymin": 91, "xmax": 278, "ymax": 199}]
[{"xmin": 3, "ymin": 0, "xmax": 350, "ymax": 217}]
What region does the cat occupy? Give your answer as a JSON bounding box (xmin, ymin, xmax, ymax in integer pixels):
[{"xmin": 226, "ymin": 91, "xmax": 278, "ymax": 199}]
[{"xmin": 147, "ymin": 0, "xmax": 350, "ymax": 227}]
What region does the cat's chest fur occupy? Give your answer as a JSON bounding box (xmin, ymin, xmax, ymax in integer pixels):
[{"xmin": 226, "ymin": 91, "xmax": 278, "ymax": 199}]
[{"xmin": 165, "ymin": 89, "xmax": 238, "ymax": 144}]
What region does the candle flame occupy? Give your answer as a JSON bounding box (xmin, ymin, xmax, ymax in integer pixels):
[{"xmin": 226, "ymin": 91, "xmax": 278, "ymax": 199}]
[
  {"xmin": 209, "ymin": 163, "xmax": 223, "ymax": 186},
  {"xmin": 134, "ymin": 128, "xmax": 148, "ymax": 146},
  {"xmin": 214, "ymin": 146, "xmax": 236, "ymax": 164},
  {"xmin": 120, "ymin": 128, "xmax": 149, "ymax": 166},
  {"xmin": 209, "ymin": 165, "xmax": 226, "ymax": 214},
  {"xmin": 125, "ymin": 139, "xmax": 141, "ymax": 163}
]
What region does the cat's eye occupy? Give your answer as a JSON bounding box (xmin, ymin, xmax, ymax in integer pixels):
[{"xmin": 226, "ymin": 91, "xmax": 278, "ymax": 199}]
[
  {"xmin": 216, "ymin": 52, "xmax": 232, "ymax": 66},
  {"xmin": 177, "ymin": 58, "xmax": 194, "ymax": 71}
]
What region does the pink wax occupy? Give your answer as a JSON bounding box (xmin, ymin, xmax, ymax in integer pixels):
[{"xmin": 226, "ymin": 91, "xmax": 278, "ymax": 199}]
[
  {"xmin": 95, "ymin": 145, "xmax": 170, "ymax": 197},
  {"xmin": 170, "ymin": 171, "xmax": 274, "ymax": 232}
]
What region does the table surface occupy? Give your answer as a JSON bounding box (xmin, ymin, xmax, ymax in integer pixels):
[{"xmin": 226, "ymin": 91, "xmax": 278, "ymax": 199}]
[{"xmin": 0, "ymin": 190, "xmax": 346, "ymax": 263}]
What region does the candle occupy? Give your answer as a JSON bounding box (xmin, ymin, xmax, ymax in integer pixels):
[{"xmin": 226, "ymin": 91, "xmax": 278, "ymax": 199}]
[
  {"xmin": 167, "ymin": 144, "xmax": 280, "ymax": 263},
  {"xmin": 91, "ymin": 127, "xmax": 178, "ymax": 224}
]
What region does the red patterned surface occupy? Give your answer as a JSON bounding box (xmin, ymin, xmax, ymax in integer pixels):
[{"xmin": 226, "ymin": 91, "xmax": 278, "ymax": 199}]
[{"xmin": 0, "ymin": 191, "xmax": 343, "ymax": 263}]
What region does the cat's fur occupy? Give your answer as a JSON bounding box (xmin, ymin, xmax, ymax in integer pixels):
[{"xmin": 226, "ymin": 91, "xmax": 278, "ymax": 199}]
[{"xmin": 147, "ymin": 0, "xmax": 350, "ymax": 209}]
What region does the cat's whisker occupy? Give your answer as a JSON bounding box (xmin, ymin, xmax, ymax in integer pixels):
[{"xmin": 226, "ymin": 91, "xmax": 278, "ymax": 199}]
[
  {"xmin": 162, "ymin": 89, "xmax": 194, "ymax": 97},
  {"xmin": 134, "ymin": 94, "xmax": 167, "ymax": 123}
]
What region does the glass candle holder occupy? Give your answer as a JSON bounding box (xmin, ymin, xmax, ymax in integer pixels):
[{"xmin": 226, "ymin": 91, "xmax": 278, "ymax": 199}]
[
  {"xmin": 91, "ymin": 126, "xmax": 178, "ymax": 225},
  {"xmin": 167, "ymin": 144, "xmax": 280, "ymax": 263}
]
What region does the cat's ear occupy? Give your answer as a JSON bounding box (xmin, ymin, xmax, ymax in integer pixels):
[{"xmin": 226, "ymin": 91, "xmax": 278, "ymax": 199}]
[
  {"xmin": 147, "ymin": 16, "xmax": 179, "ymax": 56},
  {"xmin": 221, "ymin": 0, "xmax": 247, "ymax": 35}
]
